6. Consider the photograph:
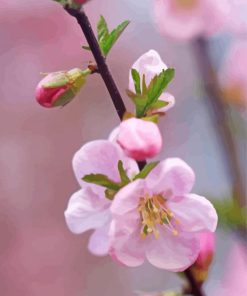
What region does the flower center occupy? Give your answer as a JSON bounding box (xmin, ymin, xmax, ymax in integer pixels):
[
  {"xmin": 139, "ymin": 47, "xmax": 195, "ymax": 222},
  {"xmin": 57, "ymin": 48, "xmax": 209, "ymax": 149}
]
[
  {"xmin": 174, "ymin": 0, "xmax": 198, "ymax": 9},
  {"xmin": 138, "ymin": 194, "xmax": 179, "ymax": 239}
]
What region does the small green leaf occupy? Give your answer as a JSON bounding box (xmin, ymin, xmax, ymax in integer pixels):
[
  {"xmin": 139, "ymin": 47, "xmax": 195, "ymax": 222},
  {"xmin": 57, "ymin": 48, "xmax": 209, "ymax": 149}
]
[
  {"xmin": 100, "ymin": 20, "xmax": 130, "ymax": 56},
  {"xmin": 142, "ymin": 74, "xmax": 148, "ymax": 95},
  {"xmin": 146, "ymin": 68, "xmax": 175, "ymax": 110},
  {"xmin": 118, "ymin": 160, "xmax": 130, "ymax": 185},
  {"xmin": 131, "ymin": 69, "xmax": 141, "ymax": 94},
  {"xmin": 133, "ymin": 95, "xmax": 148, "ymax": 118},
  {"xmin": 82, "ymin": 174, "xmax": 120, "ymax": 190},
  {"xmin": 126, "ymin": 89, "xmax": 137, "ymax": 100},
  {"xmin": 134, "ymin": 161, "xmax": 159, "ymax": 180},
  {"xmin": 150, "ymin": 100, "xmax": 168, "ymax": 110},
  {"xmin": 97, "ymin": 15, "xmax": 109, "ymax": 44}
]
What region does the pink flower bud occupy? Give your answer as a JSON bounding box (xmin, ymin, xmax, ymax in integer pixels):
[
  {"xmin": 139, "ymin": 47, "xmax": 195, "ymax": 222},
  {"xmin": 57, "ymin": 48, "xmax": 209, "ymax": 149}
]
[
  {"xmin": 196, "ymin": 232, "xmax": 215, "ymax": 268},
  {"xmin": 192, "ymin": 232, "xmax": 215, "ymax": 283},
  {"xmin": 116, "ymin": 118, "xmax": 162, "ymax": 161},
  {"xmin": 35, "ymin": 68, "xmax": 87, "ymax": 108}
]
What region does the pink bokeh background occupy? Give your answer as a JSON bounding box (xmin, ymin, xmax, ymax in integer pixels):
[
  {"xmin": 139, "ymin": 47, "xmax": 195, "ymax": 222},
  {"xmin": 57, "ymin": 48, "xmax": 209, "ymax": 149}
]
[{"xmin": 0, "ymin": 0, "xmax": 246, "ymax": 295}]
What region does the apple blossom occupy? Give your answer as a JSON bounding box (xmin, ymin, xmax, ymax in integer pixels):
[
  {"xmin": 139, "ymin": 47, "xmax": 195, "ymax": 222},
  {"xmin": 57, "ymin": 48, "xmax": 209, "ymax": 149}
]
[
  {"xmin": 115, "ymin": 118, "xmax": 163, "ymax": 161},
  {"xmin": 35, "ymin": 68, "xmax": 88, "ymax": 108},
  {"xmin": 130, "ymin": 50, "xmax": 175, "ymax": 113},
  {"xmin": 64, "ymin": 140, "xmax": 138, "ymax": 256},
  {"xmin": 220, "ymin": 42, "xmax": 247, "ymax": 108},
  {"xmin": 153, "ymin": 0, "xmax": 230, "ymax": 40},
  {"xmin": 109, "ymin": 158, "xmax": 217, "ymax": 271}
]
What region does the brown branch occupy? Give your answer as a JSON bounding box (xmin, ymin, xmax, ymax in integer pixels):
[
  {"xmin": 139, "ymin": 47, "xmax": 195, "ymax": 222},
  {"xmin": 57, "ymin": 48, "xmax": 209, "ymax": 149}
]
[{"xmin": 65, "ymin": 5, "xmax": 126, "ymax": 120}]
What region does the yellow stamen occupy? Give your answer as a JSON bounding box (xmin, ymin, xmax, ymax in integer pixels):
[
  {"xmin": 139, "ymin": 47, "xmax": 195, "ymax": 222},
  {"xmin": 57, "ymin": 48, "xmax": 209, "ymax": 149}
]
[{"xmin": 138, "ymin": 194, "xmax": 179, "ymax": 239}]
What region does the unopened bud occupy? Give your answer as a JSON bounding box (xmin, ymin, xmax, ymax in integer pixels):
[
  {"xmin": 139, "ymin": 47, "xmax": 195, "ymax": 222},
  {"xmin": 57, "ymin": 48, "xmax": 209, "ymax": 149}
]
[
  {"xmin": 35, "ymin": 68, "xmax": 89, "ymax": 108},
  {"xmin": 192, "ymin": 232, "xmax": 215, "ymax": 284},
  {"xmin": 116, "ymin": 118, "xmax": 162, "ymax": 161}
]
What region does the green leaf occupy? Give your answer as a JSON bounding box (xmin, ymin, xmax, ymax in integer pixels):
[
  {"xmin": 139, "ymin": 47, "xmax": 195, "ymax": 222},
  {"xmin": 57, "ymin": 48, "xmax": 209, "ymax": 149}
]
[
  {"xmin": 131, "ymin": 69, "xmax": 141, "ymax": 94},
  {"xmin": 118, "ymin": 161, "xmax": 130, "ymax": 185},
  {"xmin": 150, "ymin": 100, "xmax": 168, "ymax": 110},
  {"xmin": 82, "ymin": 174, "xmax": 120, "ymax": 190},
  {"xmin": 100, "ymin": 20, "xmax": 130, "ymax": 56},
  {"xmin": 97, "ymin": 15, "xmax": 109, "ymax": 44},
  {"xmin": 126, "ymin": 89, "xmax": 137, "ymax": 100},
  {"xmin": 133, "ymin": 95, "xmax": 148, "ymax": 118},
  {"xmin": 134, "ymin": 161, "xmax": 159, "ymax": 180},
  {"xmin": 142, "ymin": 74, "xmax": 148, "ymax": 95},
  {"xmin": 146, "ymin": 68, "xmax": 175, "ymax": 110}
]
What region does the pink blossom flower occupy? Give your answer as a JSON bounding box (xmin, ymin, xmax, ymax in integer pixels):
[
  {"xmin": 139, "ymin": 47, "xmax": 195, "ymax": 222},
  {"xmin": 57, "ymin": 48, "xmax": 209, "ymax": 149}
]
[
  {"xmin": 64, "ymin": 140, "xmax": 138, "ymax": 256},
  {"xmin": 35, "ymin": 68, "xmax": 87, "ymax": 108},
  {"xmin": 153, "ymin": 0, "xmax": 231, "ymax": 40},
  {"xmin": 115, "ymin": 118, "xmax": 163, "ymax": 161},
  {"xmin": 220, "ymin": 42, "xmax": 247, "ymax": 108},
  {"xmin": 129, "ymin": 50, "xmax": 175, "ymax": 113},
  {"xmin": 109, "ymin": 158, "xmax": 217, "ymax": 271}
]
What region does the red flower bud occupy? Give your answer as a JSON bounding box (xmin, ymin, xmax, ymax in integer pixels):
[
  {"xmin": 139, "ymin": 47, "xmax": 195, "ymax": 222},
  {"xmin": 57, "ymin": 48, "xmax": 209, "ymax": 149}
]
[{"xmin": 35, "ymin": 68, "xmax": 88, "ymax": 108}]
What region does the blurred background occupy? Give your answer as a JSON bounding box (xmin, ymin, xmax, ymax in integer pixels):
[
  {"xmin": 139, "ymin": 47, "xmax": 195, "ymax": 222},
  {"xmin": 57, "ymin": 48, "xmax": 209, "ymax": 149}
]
[{"xmin": 0, "ymin": 0, "xmax": 246, "ymax": 295}]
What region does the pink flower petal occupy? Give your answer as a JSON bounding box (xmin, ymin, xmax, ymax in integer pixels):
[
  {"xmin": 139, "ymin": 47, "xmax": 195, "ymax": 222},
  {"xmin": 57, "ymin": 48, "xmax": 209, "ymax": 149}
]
[
  {"xmin": 109, "ymin": 215, "xmax": 145, "ymax": 267},
  {"xmin": 156, "ymin": 92, "xmax": 175, "ymax": 113},
  {"xmin": 169, "ymin": 193, "xmax": 218, "ymax": 232},
  {"xmin": 146, "ymin": 158, "xmax": 195, "ymax": 197},
  {"xmin": 88, "ymin": 224, "xmax": 111, "ymax": 256},
  {"xmin": 64, "ymin": 188, "xmax": 111, "ymax": 234},
  {"xmin": 73, "ymin": 140, "xmax": 139, "ymax": 195},
  {"xmin": 129, "ymin": 50, "xmax": 168, "ymax": 91},
  {"xmin": 146, "ymin": 229, "xmax": 199, "ymax": 271},
  {"xmin": 111, "ymin": 179, "xmax": 147, "ymax": 217},
  {"xmin": 108, "ymin": 126, "xmax": 120, "ymax": 143}
]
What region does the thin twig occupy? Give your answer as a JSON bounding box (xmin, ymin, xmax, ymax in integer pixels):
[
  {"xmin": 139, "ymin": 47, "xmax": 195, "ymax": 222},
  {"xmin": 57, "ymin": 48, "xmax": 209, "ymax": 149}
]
[
  {"xmin": 193, "ymin": 37, "xmax": 246, "ymax": 207},
  {"xmin": 64, "ymin": 6, "xmax": 204, "ymax": 295},
  {"xmin": 65, "ymin": 5, "xmax": 126, "ymax": 120}
]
